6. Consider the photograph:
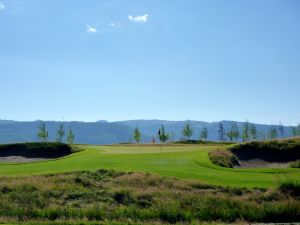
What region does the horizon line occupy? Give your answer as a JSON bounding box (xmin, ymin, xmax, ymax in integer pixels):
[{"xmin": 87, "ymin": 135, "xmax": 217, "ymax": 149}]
[{"xmin": 0, "ymin": 118, "xmax": 298, "ymax": 127}]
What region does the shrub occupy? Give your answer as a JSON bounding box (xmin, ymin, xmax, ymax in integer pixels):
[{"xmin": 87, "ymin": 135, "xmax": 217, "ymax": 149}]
[
  {"xmin": 278, "ymin": 180, "xmax": 300, "ymax": 196},
  {"xmin": 289, "ymin": 160, "xmax": 300, "ymax": 168},
  {"xmin": 208, "ymin": 149, "xmax": 239, "ymax": 168},
  {"xmin": 113, "ymin": 190, "xmax": 136, "ymax": 205}
]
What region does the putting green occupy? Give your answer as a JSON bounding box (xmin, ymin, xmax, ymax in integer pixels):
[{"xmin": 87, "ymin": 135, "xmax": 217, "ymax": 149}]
[{"xmin": 0, "ymin": 144, "xmax": 299, "ymax": 188}]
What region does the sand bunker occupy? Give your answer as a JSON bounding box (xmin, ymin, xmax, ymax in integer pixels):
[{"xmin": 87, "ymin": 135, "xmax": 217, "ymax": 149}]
[
  {"xmin": 232, "ymin": 148, "xmax": 300, "ymax": 168},
  {"xmin": 0, "ymin": 156, "xmax": 51, "ymax": 163},
  {"xmin": 0, "ymin": 143, "xmax": 73, "ymax": 163}
]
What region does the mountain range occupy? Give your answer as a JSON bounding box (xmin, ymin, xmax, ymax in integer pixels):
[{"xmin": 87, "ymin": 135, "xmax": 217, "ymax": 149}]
[{"xmin": 0, "ymin": 119, "xmax": 296, "ymax": 144}]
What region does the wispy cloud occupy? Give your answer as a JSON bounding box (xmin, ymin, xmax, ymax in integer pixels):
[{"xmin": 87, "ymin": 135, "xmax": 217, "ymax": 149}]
[
  {"xmin": 86, "ymin": 24, "xmax": 97, "ymax": 33},
  {"xmin": 108, "ymin": 22, "xmax": 121, "ymax": 28},
  {"xmin": 0, "ymin": 1, "xmax": 5, "ymax": 11},
  {"xmin": 128, "ymin": 14, "xmax": 148, "ymax": 23}
]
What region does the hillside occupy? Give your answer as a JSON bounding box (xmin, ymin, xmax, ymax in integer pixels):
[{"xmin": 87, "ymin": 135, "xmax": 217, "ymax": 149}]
[
  {"xmin": 0, "ymin": 119, "xmax": 295, "ymax": 144},
  {"xmin": 115, "ymin": 120, "xmax": 294, "ymax": 142},
  {"xmin": 0, "ymin": 120, "xmax": 134, "ymax": 144}
]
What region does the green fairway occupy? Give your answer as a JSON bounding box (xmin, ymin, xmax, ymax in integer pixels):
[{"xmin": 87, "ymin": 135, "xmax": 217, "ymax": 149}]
[{"xmin": 0, "ymin": 144, "xmax": 299, "ymax": 188}]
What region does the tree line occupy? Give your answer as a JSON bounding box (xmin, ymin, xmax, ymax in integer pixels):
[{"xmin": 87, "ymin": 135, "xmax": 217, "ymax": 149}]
[
  {"xmin": 133, "ymin": 121, "xmax": 300, "ymax": 144},
  {"xmin": 37, "ymin": 122, "xmax": 75, "ymax": 144}
]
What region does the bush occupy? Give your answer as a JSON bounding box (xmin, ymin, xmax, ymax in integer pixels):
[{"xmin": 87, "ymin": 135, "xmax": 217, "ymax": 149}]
[
  {"xmin": 278, "ymin": 180, "xmax": 300, "ymax": 196},
  {"xmin": 113, "ymin": 190, "xmax": 136, "ymax": 205},
  {"xmin": 289, "ymin": 160, "xmax": 300, "ymax": 168},
  {"xmin": 208, "ymin": 149, "xmax": 239, "ymax": 168}
]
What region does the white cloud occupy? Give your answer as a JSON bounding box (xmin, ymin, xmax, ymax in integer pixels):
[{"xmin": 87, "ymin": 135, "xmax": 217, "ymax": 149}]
[
  {"xmin": 86, "ymin": 24, "xmax": 97, "ymax": 33},
  {"xmin": 128, "ymin": 14, "xmax": 148, "ymax": 23},
  {"xmin": 108, "ymin": 22, "xmax": 121, "ymax": 28},
  {"xmin": 0, "ymin": 2, "xmax": 5, "ymax": 11}
]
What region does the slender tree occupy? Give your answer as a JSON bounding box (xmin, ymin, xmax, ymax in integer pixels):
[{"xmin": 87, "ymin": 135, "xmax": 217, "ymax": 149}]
[
  {"xmin": 218, "ymin": 122, "xmax": 226, "ymax": 141},
  {"xmin": 292, "ymin": 123, "xmax": 300, "ymax": 137},
  {"xmin": 232, "ymin": 123, "xmax": 240, "ymax": 142},
  {"xmin": 268, "ymin": 127, "xmax": 278, "ymax": 140},
  {"xmin": 133, "ymin": 127, "xmax": 141, "ymax": 143},
  {"xmin": 249, "ymin": 124, "xmax": 257, "ymax": 140},
  {"xmin": 227, "ymin": 126, "xmax": 234, "ymax": 142},
  {"xmin": 242, "ymin": 121, "xmax": 250, "ymax": 142},
  {"xmin": 227, "ymin": 123, "xmax": 239, "ymax": 142},
  {"xmin": 278, "ymin": 123, "xmax": 284, "ymax": 138},
  {"xmin": 182, "ymin": 121, "xmax": 193, "ymax": 141},
  {"xmin": 38, "ymin": 121, "xmax": 48, "ymax": 142},
  {"xmin": 57, "ymin": 123, "xmax": 65, "ymax": 143},
  {"xmin": 67, "ymin": 126, "xmax": 75, "ymax": 145},
  {"xmin": 258, "ymin": 130, "xmax": 266, "ymax": 140},
  {"xmin": 158, "ymin": 125, "xmax": 169, "ymax": 144},
  {"xmin": 200, "ymin": 127, "xmax": 208, "ymax": 141}
]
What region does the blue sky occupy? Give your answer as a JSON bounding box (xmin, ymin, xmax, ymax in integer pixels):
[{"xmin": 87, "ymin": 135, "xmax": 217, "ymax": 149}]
[{"xmin": 0, "ymin": 0, "xmax": 299, "ymax": 125}]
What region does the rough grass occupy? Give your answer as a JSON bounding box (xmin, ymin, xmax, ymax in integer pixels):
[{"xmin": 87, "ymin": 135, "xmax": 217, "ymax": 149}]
[
  {"xmin": 0, "ymin": 170, "xmax": 299, "ymax": 224},
  {"xmin": 208, "ymin": 150, "xmax": 239, "ymax": 168},
  {"xmin": 229, "ymin": 139, "xmax": 300, "ymax": 153},
  {"xmin": 290, "ymin": 160, "xmax": 300, "ymax": 168},
  {"xmin": 0, "ymin": 222, "xmax": 222, "ymax": 225},
  {"xmin": 278, "ymin": 179, "xmax": 300, "ymax": 196}
]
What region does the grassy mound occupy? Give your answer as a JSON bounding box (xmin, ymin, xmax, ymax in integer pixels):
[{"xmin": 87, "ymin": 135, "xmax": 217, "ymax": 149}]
[
  {"xmin": 230, "ymin": 139, "xmax": 300, "ymax": 154},
  {"xmin": 0, "ymin": 170, "xmax": 299, "ymax": 224},
  {"xmin": 208, "ymin": 139, "xmax": 300, "ymax": 168},
  {"xmin": 208, "ymin": 149, "xmax": 239, "ymax": 168},
  {"xmin": 0, "ymin": 142, "xmax": 79, "ymax": 160}
]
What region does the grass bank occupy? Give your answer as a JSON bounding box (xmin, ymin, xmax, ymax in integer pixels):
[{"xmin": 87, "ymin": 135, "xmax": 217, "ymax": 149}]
[{"xmin": 0, "ymin": 170, "xmax": 299, "ymax": 224}]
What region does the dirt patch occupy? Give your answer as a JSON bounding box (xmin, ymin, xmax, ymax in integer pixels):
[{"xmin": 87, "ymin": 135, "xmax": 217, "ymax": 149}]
[{"xmin": 0, "ymin": 143, "xmax": 73, "ymax": 163}]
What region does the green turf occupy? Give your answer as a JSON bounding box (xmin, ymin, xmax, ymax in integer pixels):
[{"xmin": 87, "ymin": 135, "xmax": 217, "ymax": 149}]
[{"xmin": 0, "ymin": 144, "xmax": 299, "ymax": 188}]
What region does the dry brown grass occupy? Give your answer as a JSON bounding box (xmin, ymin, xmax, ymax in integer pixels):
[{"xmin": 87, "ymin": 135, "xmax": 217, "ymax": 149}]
[
  {"xmin": 208, "ymin": 149, "xmax": 238, "ymax": 168},
  {"xmin": 0, "ymin": 170, "xmax": 298, "ymax": 224}
]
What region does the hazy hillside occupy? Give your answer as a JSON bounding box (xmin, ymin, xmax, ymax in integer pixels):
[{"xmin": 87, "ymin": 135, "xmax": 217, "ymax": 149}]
[
  {"xmin": 0, "ymin": 119, "xmax": 295, "ymax": 144},
  {"xmin": 115, "ymin": 120, "xmax": 294, "ymax": 142},
  {"xmin": 0, "ymin": 120, "xmax": 133, "ymax": 144}
]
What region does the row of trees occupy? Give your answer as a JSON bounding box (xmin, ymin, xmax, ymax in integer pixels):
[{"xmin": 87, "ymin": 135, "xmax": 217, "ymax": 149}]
[
  {"xmin": 218, "ymin": 121, "xmax": 278, "ymax": 142},
  {"xmin": 133, "ymin": 125, "xmax": 171, "ymax": 144},
  {"xmin": 219, "ymin": 121, "xmax": 300, "ymax": 142},
  {"xmin": 133, "ymin": 121, "xmax": 300, "ymax": 143},
  {"xmin": 38, "ymin": 122, "xmax": 75, "ymax": 144},
  {"xmin": 133, "ymin": 122, "xmax": 209, "ymax": 144}
]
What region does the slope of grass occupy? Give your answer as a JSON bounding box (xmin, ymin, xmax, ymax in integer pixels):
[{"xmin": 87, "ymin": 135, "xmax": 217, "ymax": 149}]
[
  {"xmin": 0, "ymin": 144, "xmax": 299, "ymax": 188},
  {"xmin": 0, "ymin": 170, "xmax": 299, "ymax": 224},
  {"xmin": 208, "ymin": 149, "xmax": 239, "ymax": 168}
]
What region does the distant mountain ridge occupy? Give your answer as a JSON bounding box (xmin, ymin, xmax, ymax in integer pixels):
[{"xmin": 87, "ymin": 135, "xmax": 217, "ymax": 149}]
[{"xmin": 0, "ymin": 119, "xmax": 296, "ymax": 144}]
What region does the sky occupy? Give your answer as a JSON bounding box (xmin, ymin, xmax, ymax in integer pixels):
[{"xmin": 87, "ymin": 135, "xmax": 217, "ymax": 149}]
[{"xmin": 0, "ymin": 0, "xmax": 300, "ymax": 125}]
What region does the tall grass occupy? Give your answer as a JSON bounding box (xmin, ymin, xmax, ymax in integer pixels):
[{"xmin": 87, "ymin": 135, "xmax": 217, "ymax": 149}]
[
  {"xmin": 0, "ymin": 170, "xmax": 299, "ymax": 224},
  {"xmin": 208, "ymin": 149, "xmax": 239, "ymax": 168}
]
